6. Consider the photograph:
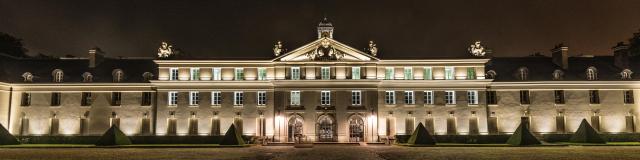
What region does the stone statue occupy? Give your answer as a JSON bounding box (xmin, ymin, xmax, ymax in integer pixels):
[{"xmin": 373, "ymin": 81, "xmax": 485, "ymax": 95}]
[
  {"xmin": 157, "ymin": 42, "xmax": 173, "ymax": 58},
  {"xmin": 306, "ymin": 38, "xmax": 343, "ymax": 60},
  {"xmin": 368, "ymin": 41, "xmax": 378, "ymax": 56},
  {"xmin": 273, "ymin": 41, "xmax": 284, "ymax": 56},
  {"xmin": 468, "ymin": 41, "xmax": 486, "ymax": 57}
]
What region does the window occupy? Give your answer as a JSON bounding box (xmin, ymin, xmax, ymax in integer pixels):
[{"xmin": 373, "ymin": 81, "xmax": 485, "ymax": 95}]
[
  {"xmin": 554, "ymin": 90, "xmax": 565, "ymax": 104},
  {"xmin": 385, "ymin": 67, "xmax": 394, "ymax": 80},
  {"xmin": 445, "ymin": 67, "xmax": 455, "ymax": 80},
  {"xmin": 352, "ymin": 67, "xmax": 361, "ymax": 80},
  {"xmin": 320, "ymin": 91, "xmax": 331, "ymax": 105},
  {"xmin": 385, "ymin": 91, "xmax": 396, "ymax": 104},
  {"xmin": 624, "ymin": 90, "xmax": 634, "ymax": 104},
  {"xmin": 168, "ymin": 91, "xmax": 178, "ymax": 106},
  {"xmin": 257, "ymin": 91, "xmax": 267, "ymax": 105},
  {"xmin": 141, "ymin": 92, "xmax": 152, "ymax": 106},
  {"xmin": 20, "ymin": 92, "xmax": 31, "ymax": 106},
  {"xmin": 445, "ymin": 91, "xmax": 456, "ymax": 105},
  {"xmin": 290, "ymin": 91, "xmax": 301, "ymax": 105},
  {"xmin": 211, "ymin": 91, "xmax": 221, "ymax": 105},
  {"xmin": 486, "ymin": 91, "xmax": 497, "ymax": 105},
  {"xmin": 169, "ymin": 68, "xmax": 178, "ymax": 80},
  {"xmin": 404, "ymin": 67, "xmax": 413, "ymax": 80},
  {"xmin": 519, "ymin": 90, "xmax": 530, "ymax": 104},
  {"xmin": 589, "ymin": 90, "xmax": 600, "ymax": 104},
  {"xmin": 404, "ymin": 91, "xmax": 414, "ymax": 104},
  {"xmin": 257, "ymin": 68, "xmax": 267, "ymax": 80},
  {"xmin": 351, "ymin": 91, "xmax": 362, "ymax": 105},
  {"xmin": 189, "ymin": 91, "xmax": 199, "ymax": 106},
  {"xmin": 321, "ymin": 67, "xmax": 330, "ymax": 80},
  {"xmin": 423, "ymin": 91, "xmax": 434, "ymax": 104},
  {"xmin": 467, "ymin": 68, "xmax": 476, "ymax": 80},
  {"xmin": 190, "ymin": 68, "xmax": 200, "ymax": 80},
  {"xmin": 212, "ymin": 68, "xmax": 222, "ymax": 80},
  {"xmin": 51, "ymin": 92, "xmax": 61, "ymax": 106},
  {"xmin": 467, "ymin": 90, "xmax": 478, "ymax": 105},
  {"xmin": 291, "ymin": 67, "xmax": 300, "ymax": 80},
  {"xmin": 234, "ymin": 91, "xmax": 244, "ymax": 106},
  {"xmin": 111, "ymin": 92, "xmax": 122, "ymax": 106},
  {"xmin": 424, "ymin": 67, "xmax": 432, "ymax": 80},
  {"xmin": 234, "ymin": 68, "xmax": 244, "ymax": 80},
  {"xmin": 81, "ymin": 92, "xmax": 92, "ymax": 106},
  {"xmin": 518, "ymin": 67, "xmax": 529, "ymax": 80}
]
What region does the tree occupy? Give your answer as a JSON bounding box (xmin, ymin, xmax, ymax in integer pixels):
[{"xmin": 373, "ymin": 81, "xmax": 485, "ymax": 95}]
[{"xmin": 0, "ymin": 32, "xmax": 28, "ymax": 57}]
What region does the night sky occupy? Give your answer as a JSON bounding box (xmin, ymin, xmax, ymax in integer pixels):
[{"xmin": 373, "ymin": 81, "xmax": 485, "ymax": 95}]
[{"xmin": 1, "ymin": 0, "xmax": 640, "ymax": 58}]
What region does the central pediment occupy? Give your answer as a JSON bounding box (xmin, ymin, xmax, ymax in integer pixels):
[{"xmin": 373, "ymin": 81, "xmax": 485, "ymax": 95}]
[{"xmin": 273, "ymin": 38, "xmax": 379, "ymax": 62}]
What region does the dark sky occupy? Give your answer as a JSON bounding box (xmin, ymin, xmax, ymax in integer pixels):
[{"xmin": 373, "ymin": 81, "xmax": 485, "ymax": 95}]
[{"xmin": 1, "ymin": 0, "xmax": 640, "ymax": 58}]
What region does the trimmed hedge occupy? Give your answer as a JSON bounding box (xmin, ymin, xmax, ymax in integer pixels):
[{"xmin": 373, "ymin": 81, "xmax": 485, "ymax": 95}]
[
  {"xmin": 396, "ymin": 135, "xmax": 511, "ymax": 144},
  {"xmin": 545, "ymin": 133, "xmax": 640, "ymax": 142},
  {"xmin": 17, "ymin": 136, "xmax": 227, "ymax": 144}
]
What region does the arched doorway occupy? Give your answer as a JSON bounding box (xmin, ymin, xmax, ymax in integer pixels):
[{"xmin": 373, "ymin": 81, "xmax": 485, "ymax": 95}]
[
  {"xmin": 317, "ymin": 114, "xmax": 337, "ymax": 142},
  {"xmin": 287, "ymin": 115, "xmax": 303, "ymax": 142},
  {"xmin": 349, "ymin": 115, "xmax": 365, "ymax": 142}
]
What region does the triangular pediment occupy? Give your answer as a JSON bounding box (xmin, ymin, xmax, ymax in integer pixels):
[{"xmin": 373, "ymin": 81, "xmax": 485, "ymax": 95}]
[{"xmin": 273, "ymin": 38, "xmax": 379, "ymax": 62}]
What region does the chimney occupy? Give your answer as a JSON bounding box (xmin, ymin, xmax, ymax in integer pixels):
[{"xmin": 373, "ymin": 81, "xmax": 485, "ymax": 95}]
[
  {"xmin": 612, "ymin": 42, "xmax": 629, "ymax": 69},
  {"xmin": 88, "ymin": 47, "xmax": 105, "ymax": 68},
  {"xmin": 551, "ymin": 43, "xmax": 569, "ymax": 70}
]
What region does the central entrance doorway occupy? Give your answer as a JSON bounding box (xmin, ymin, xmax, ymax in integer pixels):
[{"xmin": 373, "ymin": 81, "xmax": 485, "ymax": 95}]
[
  {"xmin": 349, "ymin": 116, "xmax": 365, "ymax": 142},
  {"xmin": 288, "ymin": 115, "xmax": 303, "ymax": 142},
  {"xmin": 316, "ymin": 114, "xmax": 337, "ymax": 142}
]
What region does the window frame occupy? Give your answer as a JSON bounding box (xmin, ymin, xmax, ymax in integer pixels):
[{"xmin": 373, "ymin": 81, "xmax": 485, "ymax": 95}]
[
  {"xmin": 168, "ymin": 91, "xmax": 178, "ymax": 106},
  {"xmin": 257, "ymin": 67, "xmax": 267, "ymax": 80},
  {"xmin": 385, "ymin": 91, "xmax": 396, "ymax": 104},
  {"xmin": 257, "ymin": 91, "xmax": 267, "ymax": 106},
  {"xmin": 211, "ymin": 91, "xmax": 221, "ymax": 105},
  {"xmin": 423, "ymin": 91, "xmax": 434, "ymax": 105},
  {"xmin": 234, "ymin": 68, "xmax": 244, "ymax": 80},
  {"xmin": 589, "ymin": 90, "xmax": 600, "ymax": 104},
  {"xmin": 624, "ymin": 90, "xmax": 634, "ymax": 104},
  {"xmin": 352, "ymin": 67, "xmax": 361, "ymax": 80},
  {"xmin": 320, "ymin": 90, "xmax": 331, "ymax": 105},
  {"xmin": 445, "ymin": 91, "xmax": 456, "ymax": 105},
  {"xmin": 385, "ymin": 67, "xmax": 394, "ymax": 80},
  {"xmin": 291, "ymin": 67, "xmax": 301, "ymax": 80},
  {"xmin": 21, "ymin": 92, "xmax": 31, "ymax": 106},
  {"xmin": 234, "ymin": 91, "xmax": 244, "ymax": 106},
  {"xmin": 189, "ymin": 91, "xmax": 199, "ymax": 106},
  {"xmin": 424, "ymin": 67, "xmax": 432, "ymax": 80},
  {"xmin": 169, "ymin": 68, "xmax": 179, "ymax": 81},
  {"xmin": 519, "ymin": 90, "xmax": 530, "ymax": 105},
  {"xmin": 467, "ymin": 67, "xmax": 476, "ymax": 80},
  {"xmin": 467, "ymin": 90, "xmax": 478, "ymax": 105},
  {"xmin": 554, "ymin": 90, "xmax": 565, "ymax": 104},
  {"xmin": 404, "ymin": 67, "xmax": 413, "ymax": 80},
  {"xmin": 486, "ymin": 91, "xmax": 497, "ymax": 105},
  {"xmin": 212, "ymin": 68, "xmax": 222, "ymax": 80},
  {"xmin": 290, "ymin": 91, "xmax": 301, "ymax": 105},
  {"xmin": 190, "ymin": 68, "xmax": 200, "ymax": 81},
  {"xmin": 351, "ymin": 90, "xmax": 362, "ymax": 105},
  {"xmin": 404, "ymin": 91, "xmax": 415, "ymax": 104},
  {"xmin": 321, "ymin": 67, "xmax": 331, "ymax": 80},
  {"xmin": 445, "ymin": 66, "xmax": 455, "ymax": 80}
]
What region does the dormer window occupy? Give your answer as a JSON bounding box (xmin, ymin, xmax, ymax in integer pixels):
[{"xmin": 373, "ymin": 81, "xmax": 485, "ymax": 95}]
[
  {"xmin": 22, "ymin": 72, "xmax": 33, "ymax": 82},
  {"xmin": 82, "ymin": 72, "xmax": 93, "ymax": 82},
  {"xmin": 142, "ymin": 72, "xmax": 154, "ymax": 82},
  {"xmin": 52, "ymin": 69, "xmax": 64, "ymax": 83},
  {"xmin": 517, "ymin": 67, "xmax": 528, "ymax": 81},
  {"xmin": 485, "ymin": 70, "xmax": 496, "ymax": 79},
  {"xmin": 586, "ymin": 67, "xmax": 598, "ymax": 80},
  {"xmin": 621, "ymin": 69, "xmax": 633, "ymax": 80},
  {"xmin": 112, "ymin": 69, "xmax": 124, "ymax": 82},
  {"xmin": 552, "ymin": 69, "xmax": 564, "ymax": 80}
]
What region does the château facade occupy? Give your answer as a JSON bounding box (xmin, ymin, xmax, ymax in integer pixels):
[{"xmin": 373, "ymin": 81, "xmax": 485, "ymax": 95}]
[{"xmin": 0, "ymin": 19, "xmax": 638, "ymax": 143}]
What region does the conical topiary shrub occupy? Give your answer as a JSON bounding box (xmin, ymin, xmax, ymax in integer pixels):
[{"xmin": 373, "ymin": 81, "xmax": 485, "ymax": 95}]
[
  {"xmin": 506, "ymin": 122, "xmax": 541, "ymax": 146},
  {"xmin": 407, "ymin": 122, "xmax": 436, "ymax": 145},
  {"xmin": 570, "ymin": 119, "xmax": 606, "ymax": 143},
  {"xmin": 220, "ymin": 124, "xmax": 245, "ymax": 145},
  {"xmin": 95, "ymin": 125, "xmax": 132, "ymax": 146},
  {"xmin": 0, "ymin": 124, "xmax": 20, "ymax": 145}
]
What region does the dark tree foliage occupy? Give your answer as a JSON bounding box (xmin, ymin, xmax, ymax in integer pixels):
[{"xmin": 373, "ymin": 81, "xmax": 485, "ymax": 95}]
[
  {"xmin": 406, "ymin": 122, "xmax": 436, "ymax": 145},
  {"xmin": 95, "ymin": 125, "xmax": 132, "ymax": 146},
  {"xmin": 0, "ymin": 32, "xmax": 28, "ymax": 58},
  {"xmin": 0, "ymin": 123, "xmax": 20, "ymax": 145},
  {"xmin": 506, "ymin": 121, "xmax": 541, "ymax": 146},
  {"xmin": 569, "ymin": 119, "xmax": 606, "ymax": 144}
]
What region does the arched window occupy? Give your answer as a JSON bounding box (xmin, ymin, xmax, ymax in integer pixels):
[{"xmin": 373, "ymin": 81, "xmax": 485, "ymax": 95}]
[
  {"xmin": 517, "ymin": 67, "xmax": 528, "ymax": 81},
  {"xmin": 22, "ymin": 72, "xmax": 33, "ymax": 82},
  {"xmin": 112, "ymin": 69, "xmax": 124, "ymax": 82},
  {"xmin": 552, "ymin": 69, "xmax": 564, "ymax": 80},
  {"xmin": 82, "ymin": 72, "xmax": 93, "ymax": 82},
  {"xmin": 586, "ymin": 67, "xmax": 598, "ymax": 80},
  {"xmin": 485, "ymin": 70, "xmax": 497, "ymax": 79},
  {"xmin": 52, "ymin": 69, "xmax": 64, "ymax": 83},
  {"xmin": 142, "ymin": 72, "xmax": 154, "ymax": 82},
  {"xmin": 621, "ymin": 69, "xmax": 633, "ymax": 80}
]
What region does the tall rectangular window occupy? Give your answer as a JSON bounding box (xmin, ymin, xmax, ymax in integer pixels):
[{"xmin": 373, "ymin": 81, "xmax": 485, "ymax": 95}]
[
  {"xmin": 320, "ymin": 91, "xmax": 331, "ymax": 105},
  {"xmin": 385, "ymin": 91, "xmax": 396, "ymax": 104},
  {"xmin": 111, "ymin": 92, "xmax": 121, "ymax": 106},
  {"xmin": 211, "ymin": 91, "xmax": 221, "ymax": 105},
  {"xmin": 321, "ymin": 67, "xmax": 330, "ymax": 80},
  {"xmin": 445, "ymin": 66, "xmax": 455, "ymax": 80},
  {"xmin": 234, "ymin": 68, "xmax": 244, "ymax": 80},
  {"xmin": 169, "ymin": 68, "xmax": 179, "ymax": 80},
  {"xmin": 445, "ymin": 91, "xmax": 456, "ymax": 105},
  {"xmin": 81, "ymin": 92, "xmax": 92, "ymax": 106},
  {"xmin": 467, "ymin": 67, "xmax": 476, "ymax": 80},
  {"xmin": 423, "ymin": 91, "xmax": 434, "ymax": 104},
  {"xmin": 290, "ymin": 91, "xmax": 301, "ymax": 105},
  {"xmin": 467, "ymin": 90, "xmax": 478, "ymax": 105},
  {"xmin": 554, "ymin": 90, "xmax": 565, "ymax": 104},
  {"xmin": 404, "ymin": 67, "xmax": 413, "ymax": 80},
  {"xmin": 190, "ymin": 68, "xmax": 200, "ymax": 80},
  {"xmin": 212, "ymin": 68, "xmax": 222, "ymax": 80},
  {"xmin": 404, "ymin": 91, "xmax": 415, "ymax": 104},
  {"xmin": 424, "ymin": 67, "xmax": 432, "ymax": 80},
  {"xmin": 141, "ymin": 92, "xmax": 152, "ymax": 106},
  {"xmin": 168, "ymin": 91, "xmax": 178, "ymax": 106},
  {"xmin": 352, "ymin": 67, "xmax": 361, "ymax": 79},
  {"xmin": 385, "ymin": 67, "xmax": 394, "ymax": 80},
  {"xmin": 257, "ymin": 91, "xmax": 267, "ymax": 106},
  {"xmin": 520, "ymin": 90, "xmax": 530, "ymax": 104},
  {"xmin": 258, "ymin": 68, "xmax": 267, "ymax": 80},
  {"xmin": 51, "ymin": 92, "xmax": 61, "ymax": 106},
  {"xmin": 291, "ymin": 67, "xmax": 300, "ymax": 80},
  {"xmin": 189, "ymin": 91, "xmax": 199, "ymax": 106},
  {"xmin": 589, "ymin": 90, "xmax": 600, "ymax": 104},
  {"xmin": 234, "ymin": 91, "xmax": 244, "ymax": 106},
  {"xmin": 624, "ymin": 90, "xmax": 634, "ymax": 104},
  {"xmin": 486, "ymin": 91, "xmax": 497, "ymax": 105},
  {"xmin": 21, "ymin": 92, "xmax": 31, "ymax": 106},
  {"xmin": 352, "ymin": 90, "xmax": 362, "ymax": 105}
]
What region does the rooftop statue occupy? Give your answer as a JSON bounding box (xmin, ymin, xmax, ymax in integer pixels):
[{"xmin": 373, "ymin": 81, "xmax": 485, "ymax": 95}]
[
  {"xmin": 468, "ymin": 41, "xmax": 486, "ymax": 57},
  {"xmin": 157, "ymin": 42, "xmax": 173, "ymax": 58},
  {"xmin": 368, "ymin": 41, "xmax": 378, "ymax": 56},
  {"xmin": 273, "ymin": 41, "xmax": 284, "ymax": 56}
]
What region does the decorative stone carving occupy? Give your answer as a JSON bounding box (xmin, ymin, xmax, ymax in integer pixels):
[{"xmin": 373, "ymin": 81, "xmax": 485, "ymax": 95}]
[
  {"xmin": 305, "ymin": 38, "xmax": 344, "ymax": 61},
  {"xmin": 468, "ymin": 41, "xmax": 486, "ymax": 57},
  {"xmin": 157, "ymin": 42, "xmax": 173, "ymax": 58},
  {"xmin": 273, "ymin": 41, "xmax": 284, "ymax": 56},
  {"xmin": 367, "ymin": 41, "xmax": 378, "ymax": 56}
]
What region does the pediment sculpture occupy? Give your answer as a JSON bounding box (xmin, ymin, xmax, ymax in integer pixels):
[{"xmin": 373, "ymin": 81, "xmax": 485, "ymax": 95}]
[
  {"xmin": 157, "ymin": 42, "xmax": 173, "ymax": 58},
  {"xmin": 468, "ymin": 41, "xmax": 486, "ymax": 57},
  {"xmin": 306, "ymin": 38, "xmax": 345, "ymax": 61}
]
